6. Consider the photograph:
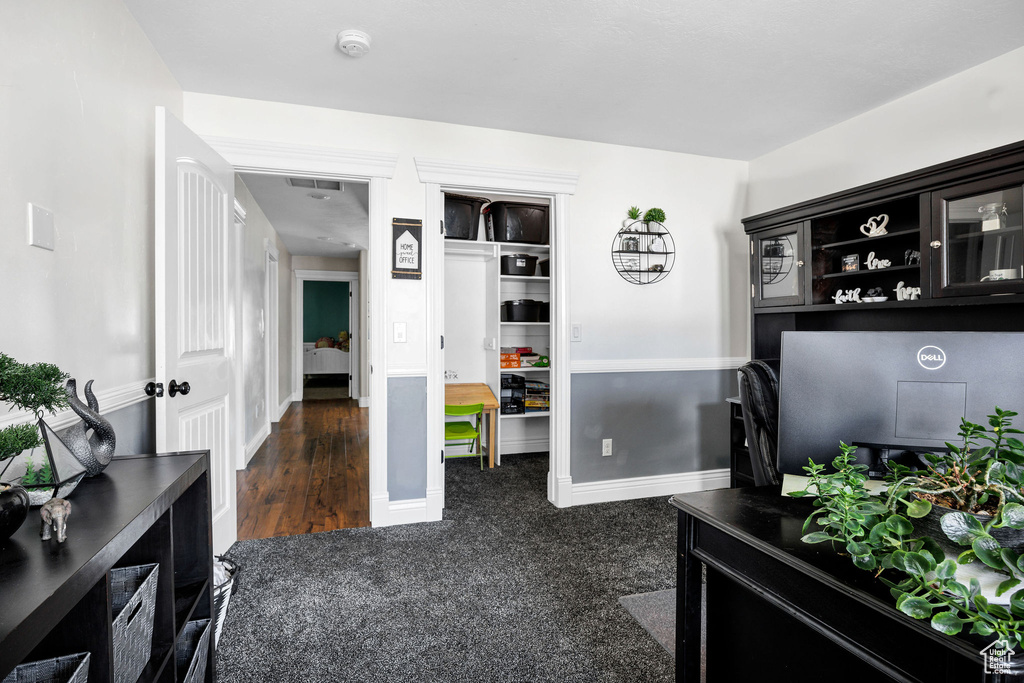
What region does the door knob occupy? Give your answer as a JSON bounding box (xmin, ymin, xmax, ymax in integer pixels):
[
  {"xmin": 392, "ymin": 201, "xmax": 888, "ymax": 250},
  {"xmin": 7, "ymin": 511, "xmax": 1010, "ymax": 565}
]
[
  {"xmin": 145, "ymin": 382, "xmax": 164, "ymax": 398},
  {"xmin": 168, "ymin": 380, "xmax": 191, "ymax": 397},
  {"xmin": 930, "ymin": 240, "xmax": 942, "ymax": 249}
]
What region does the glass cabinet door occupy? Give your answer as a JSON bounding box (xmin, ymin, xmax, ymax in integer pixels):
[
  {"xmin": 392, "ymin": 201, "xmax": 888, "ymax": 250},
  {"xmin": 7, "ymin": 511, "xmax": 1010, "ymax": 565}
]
[
  {"xmin": 753, "ymin": 223, "xmax": 805, "ymax": 307},
  {"xmin": 932, "ymin": 176, "xmax": 1024, "ymax": 297}
]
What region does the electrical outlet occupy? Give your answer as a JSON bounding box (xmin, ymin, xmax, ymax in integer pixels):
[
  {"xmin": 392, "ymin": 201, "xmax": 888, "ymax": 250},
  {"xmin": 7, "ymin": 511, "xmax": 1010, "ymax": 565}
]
[{"xmin": 602, "ymin": 438, "xmax": 613, "ymax": 457}]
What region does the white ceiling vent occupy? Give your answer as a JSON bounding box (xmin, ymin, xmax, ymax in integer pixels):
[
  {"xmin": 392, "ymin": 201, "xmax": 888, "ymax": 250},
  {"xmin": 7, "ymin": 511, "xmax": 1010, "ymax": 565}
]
[{"xmin": 287, "ymin": 178, "xmax": 341, "ymax": 191}]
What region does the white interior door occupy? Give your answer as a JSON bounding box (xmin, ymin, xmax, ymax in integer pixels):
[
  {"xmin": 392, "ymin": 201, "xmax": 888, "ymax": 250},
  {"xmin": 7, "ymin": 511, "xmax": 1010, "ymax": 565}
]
[{"xmin": 155, "ymin": 107, "xmax": 238, "ymax": 553}]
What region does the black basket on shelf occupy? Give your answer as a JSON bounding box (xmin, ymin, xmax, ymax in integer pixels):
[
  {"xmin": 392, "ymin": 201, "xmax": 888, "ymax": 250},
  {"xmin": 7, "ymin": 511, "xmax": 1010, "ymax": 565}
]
[
  {"xmin": 2, "ymin": 653, "xmax": 90, "ymax": 683},
  {"xmin": 175, "ymin": 619, "xmax": 212, "ymax": 683},
  {"xmin": 111, "ymin": 563, "xmax": 159, "ymax": 683}
]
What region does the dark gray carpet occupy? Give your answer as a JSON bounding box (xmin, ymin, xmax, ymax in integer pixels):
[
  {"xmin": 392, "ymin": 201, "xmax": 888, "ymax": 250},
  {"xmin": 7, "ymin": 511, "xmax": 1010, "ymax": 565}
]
[
  {"xmin": 217, "ymin": 453, "xmax": 676, "ymax": 682},
  {"xmin": 618, "ymin": 589, "xmax": 676, "ymax": 656}
]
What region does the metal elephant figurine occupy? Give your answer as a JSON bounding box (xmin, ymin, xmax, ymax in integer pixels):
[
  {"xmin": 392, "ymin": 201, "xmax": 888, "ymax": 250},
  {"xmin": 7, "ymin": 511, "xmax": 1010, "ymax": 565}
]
[
  {"xmin": 59, "ymin": 379, "xmax": 116, "ymax": 476},
  {"xmin": 40, "ymin": 497, "xmax": 71, "ymax": 543}
]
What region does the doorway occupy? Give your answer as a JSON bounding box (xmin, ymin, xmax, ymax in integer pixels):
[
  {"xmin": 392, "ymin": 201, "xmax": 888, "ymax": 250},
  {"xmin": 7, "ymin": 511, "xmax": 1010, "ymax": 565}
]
[{"xmin": 234, "ymin": 172, "xmax": 372, "ymax": 539}]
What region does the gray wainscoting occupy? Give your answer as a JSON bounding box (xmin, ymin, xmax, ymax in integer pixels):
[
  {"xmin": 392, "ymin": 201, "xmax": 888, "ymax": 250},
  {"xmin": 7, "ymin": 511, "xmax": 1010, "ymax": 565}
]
[
  {"xmin": 105, "ymin": 398, "xmax": 156, "ymax": 455},
  {"xmin": 387, "ymin": 376, "xmax": 428, "ymax": 501},
  {"xmin": 570, "ymin": 369, "xmax": 737, "ymax": 484}
]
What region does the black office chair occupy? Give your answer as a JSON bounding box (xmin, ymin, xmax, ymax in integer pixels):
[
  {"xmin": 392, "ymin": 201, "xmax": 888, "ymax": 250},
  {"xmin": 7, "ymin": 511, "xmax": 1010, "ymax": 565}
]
[{"xmin": 737, "ymin": 359, "xmax": 782, "ymax": 486}]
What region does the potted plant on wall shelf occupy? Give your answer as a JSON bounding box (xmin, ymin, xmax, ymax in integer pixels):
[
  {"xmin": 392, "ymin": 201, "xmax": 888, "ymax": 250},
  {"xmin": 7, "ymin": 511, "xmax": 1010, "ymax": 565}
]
[
  {"xmin": 623, "ymin": 206, "xmax": 642, "ymax": 228},
  {"xmin": 642, "ymin": 207, "xmax": 666, "ymax": 226}
]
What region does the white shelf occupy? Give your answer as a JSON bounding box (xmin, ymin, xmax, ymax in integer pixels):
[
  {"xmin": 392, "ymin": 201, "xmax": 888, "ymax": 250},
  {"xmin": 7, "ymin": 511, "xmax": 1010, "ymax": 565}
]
[
  {"xmin": 500, "ymin": 275, "xmax": 549, "ymax": 282},
  {"xmin": 443, "ymin": 239, "xmax": 549, "ymax": 256},
  {"xmin": 499, "ymin": 366, "xmax": 550, "ymax": 372},
  {"xmin": 501, "ymin": 321, "xmax": 549, "ymax": 326},
  {"xmin": 500, "ymin": 411, "xmax": 550, "ymax": 419}
]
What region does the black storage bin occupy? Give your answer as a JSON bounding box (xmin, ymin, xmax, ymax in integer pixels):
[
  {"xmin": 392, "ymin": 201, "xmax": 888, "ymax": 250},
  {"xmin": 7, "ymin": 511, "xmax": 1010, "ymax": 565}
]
[
  {"xmin": 501, "ymin": 374, "xmax": 525, "ymax": 389},
  {"xmin": 444, "ymin": 193, "xmax": 489, "ymax": 240},
  {"xmin": 484, "ymin": 201, "xmax": 549, "ymax": 244},
  {"xmin": 501, "ymin": 399, "xmax": 525, "ymax": 415},
  {"xmin": 538, "ymin": 259, "xmax": 550, "ymax": 277},
  {"xmin": 502, "ymin": 299, "xmax": 540, "ymax": 322},
  {"xmin": 539, "ymin": 301, "xmax": 550, "ymax": 322},
  {"xmin": 500, "ymin": 253, "xmax": 538, "ymax": 276}
]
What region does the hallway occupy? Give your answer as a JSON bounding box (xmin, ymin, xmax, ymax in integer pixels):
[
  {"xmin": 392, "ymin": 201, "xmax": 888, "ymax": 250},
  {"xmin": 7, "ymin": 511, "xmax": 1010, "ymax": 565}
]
[{"xmin": 236, "ymin": 398, "xmax": 369, "ymax": 540}]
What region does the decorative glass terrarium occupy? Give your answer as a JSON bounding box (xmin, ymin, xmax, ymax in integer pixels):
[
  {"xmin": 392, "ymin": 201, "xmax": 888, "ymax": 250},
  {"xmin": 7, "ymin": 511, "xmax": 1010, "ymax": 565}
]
[{"xmin": 0, "ymin": 419, "xmax": 87, "ymax": 505}]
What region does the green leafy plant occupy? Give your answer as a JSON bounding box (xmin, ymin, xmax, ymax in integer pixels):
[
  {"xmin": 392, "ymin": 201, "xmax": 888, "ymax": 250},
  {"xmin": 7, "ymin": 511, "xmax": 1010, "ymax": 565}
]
[
  {"xmin": 20, "ymin": 456, "xmax": 53, "ymax": 487},
  {"xmin": 642, "ymin": 207, "xmax": 666, "ymax": 224},
  {"xmin": 793, "ymin": 440, "xmax": 1024, "ymax": 645},
  {"xmin": 626, "ymin": 206, "xmax": 642, "ymax": 220},
  {"xmin": 0, "ymin": 352, "xmax": 68, "ymax": 474}
]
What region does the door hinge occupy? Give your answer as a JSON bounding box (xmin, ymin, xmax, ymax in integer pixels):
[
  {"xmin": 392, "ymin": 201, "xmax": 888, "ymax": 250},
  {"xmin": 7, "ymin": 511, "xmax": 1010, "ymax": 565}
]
[
  {"xmin": 440, "ymin": 220, "xmax": 444, "ymax": 235},
  {"xmin": 441, "ymin": 449, "xmax": 445, "ymax": 463},
  {"xmin": 750, "ymin": 240, "xmax": 754, "ymax": 255},
  {"xmin": 751, "ymin": 284, "xmax": 755, "ymax": 298},
  {"xmin": 349, "ymin": 374, "xmax": 353, "ymax": 381},
  {"xmin": 441, "ymin": 335, "xmax": 445, "ymax": 349}
]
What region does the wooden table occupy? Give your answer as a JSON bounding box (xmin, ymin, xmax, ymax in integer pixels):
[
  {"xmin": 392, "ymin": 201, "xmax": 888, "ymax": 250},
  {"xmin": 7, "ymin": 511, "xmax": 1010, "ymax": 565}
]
[{"xmin": 445, "ymin": 383, "xmax": 499, "ymax": 468}]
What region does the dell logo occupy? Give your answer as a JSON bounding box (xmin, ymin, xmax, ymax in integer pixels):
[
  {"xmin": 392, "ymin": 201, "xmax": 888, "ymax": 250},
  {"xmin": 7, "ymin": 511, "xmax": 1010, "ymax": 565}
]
[{"xmin": 917, "ymin": 345, "xmax": 947, "ymax": 370}]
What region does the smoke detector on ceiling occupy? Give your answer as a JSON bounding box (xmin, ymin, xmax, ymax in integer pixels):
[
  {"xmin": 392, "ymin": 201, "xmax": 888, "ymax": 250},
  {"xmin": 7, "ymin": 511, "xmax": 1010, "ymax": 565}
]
[{"xmin": 337, "ymin": 30, "xmax": 371, "ymax": 58}]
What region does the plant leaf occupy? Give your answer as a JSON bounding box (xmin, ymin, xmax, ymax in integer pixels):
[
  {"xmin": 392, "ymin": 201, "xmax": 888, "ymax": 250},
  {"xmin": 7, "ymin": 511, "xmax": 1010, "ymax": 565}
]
[
  {"xmin": 898, "ymin": 596, "xmax": 933, "ymax": 619},
  {"xmin": 941, "ymin": 512, "xmax": 987, "ymax": 545},
  {"xmin": 930, "ymin": 611, "xmax": 965, "ymax": 635},
  {"xmin": 973, "ymin": 536, "xmax": 1004, "ymax": 570},
  {"xmin": 935, "ymin": 559, "xmax": 957, "ymax": 580},
  {"xmin": 801, "ymin": 531, "xmax": 832, "ymax": 544},
  {"xmin": 904, "ymin": 551, "xmax": 936, "ymax": 576},
  {"xmin": 886, "ymin": 515, "xmax": 914, "ymax": 536},
  {"xmin": 997, "ymin": 578, "xmax": 1021, "ymax": 598},
  {"xmin": 846, "ymin": 541, "xmax": 871, "ymax": 556},
  {"xmin": 1001, "ymin": 502, "xmax": 1024, "ymax": 530},
  {"xmin": 971, "ymin": 620, "xmax": 996, "ymax": 636},
  {"xmin": 852, "ymin": 553, "xmax": 877, "ymax": 570},
  {"xmin": 906, "ymin": 498, "xmax": 932, "ymax": 518},
  {"xmin": 917, "ymin": 537, "xmax": 946, "ymax": 567},
  {"xmin": 1010, "ymin": 589, "xmax": 1024, "ymax": 618},
  {"xmin": 988, "ymin": 603, "xmax": 1012, "ymax": 620}
]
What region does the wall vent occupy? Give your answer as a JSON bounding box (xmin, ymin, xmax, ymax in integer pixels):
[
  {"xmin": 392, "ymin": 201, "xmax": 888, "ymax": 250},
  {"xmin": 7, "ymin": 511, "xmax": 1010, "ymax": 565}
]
[{"xmin": 287, "ymin": 178, "xmax": 341, "ymax": 191}]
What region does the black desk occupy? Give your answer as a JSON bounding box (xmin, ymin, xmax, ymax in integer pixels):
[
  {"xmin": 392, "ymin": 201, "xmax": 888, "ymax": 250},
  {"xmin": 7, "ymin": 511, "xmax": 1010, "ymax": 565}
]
[
  {"xmin": 670, "ymin": 486, "xmax": 1024, "ymax": 682},
  {"xmin": 0, "ymin": 452, "xmax": 213, "ymax": 682}
]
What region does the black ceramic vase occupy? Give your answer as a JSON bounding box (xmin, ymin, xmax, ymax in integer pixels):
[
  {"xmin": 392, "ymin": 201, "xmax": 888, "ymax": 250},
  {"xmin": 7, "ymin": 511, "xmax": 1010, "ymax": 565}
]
[
  {"xmin": 0, "ymin": 483, "xmax": 30, "ymax": 541},
  {"xmin": 914, "ymin": 499, "xmax": 1024, "ymax": 553}
]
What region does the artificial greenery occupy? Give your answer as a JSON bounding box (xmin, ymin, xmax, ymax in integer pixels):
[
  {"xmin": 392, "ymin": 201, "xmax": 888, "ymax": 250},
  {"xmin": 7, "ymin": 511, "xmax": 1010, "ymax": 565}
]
[
  {"xmin": 793, "ymin": 438, "xmax": 1024, "ymax": 645},
  {"xmin": 20, "ymin": 456, "xmax": 53, "ymax": 488},
  {"xmin": 0, "ymin": 352, "xmax": 68, "ymax": 469},
  {"xmin": 642, "ymin": 207, "xmax": 666, "ymax": 224},
  {"xmin": 626, "ymin": 206, "xmax": 642, "ymax": 220}
]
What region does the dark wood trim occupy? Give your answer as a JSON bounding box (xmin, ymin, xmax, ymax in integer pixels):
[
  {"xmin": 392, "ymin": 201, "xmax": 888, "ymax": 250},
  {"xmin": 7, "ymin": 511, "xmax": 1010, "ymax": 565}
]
[{"xmin": 743, "ymin": 139, "xmax": 1024, "ymax": 233}]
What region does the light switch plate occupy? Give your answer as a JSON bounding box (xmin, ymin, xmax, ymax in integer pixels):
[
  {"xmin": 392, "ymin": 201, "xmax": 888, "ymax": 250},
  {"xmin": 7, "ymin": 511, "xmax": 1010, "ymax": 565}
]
[
  {"xmin": 28, "ymin": 203, "xmax": 55, "ymax": 251},
  {"xmin": 394, "ymin": 322, "xmax": 407, "ymax": 343},
  {"xmin": 571, "ymin": 323, "xmax": 582, "ymax": 342}
]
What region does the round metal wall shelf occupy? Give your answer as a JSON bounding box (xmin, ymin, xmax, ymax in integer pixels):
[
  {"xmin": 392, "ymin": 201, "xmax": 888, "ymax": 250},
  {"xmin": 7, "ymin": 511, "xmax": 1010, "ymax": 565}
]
[{"xmin": 611, "ymin": 220, "xmax": 676, "ymax": 285}]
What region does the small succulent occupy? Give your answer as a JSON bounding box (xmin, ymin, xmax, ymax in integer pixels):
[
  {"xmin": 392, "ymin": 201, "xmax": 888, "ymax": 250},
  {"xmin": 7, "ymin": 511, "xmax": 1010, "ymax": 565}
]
[
  {"xmin": 643, "ymin": 208, "xmax": 666, "ymax": 224},
  {"xmin": 626, "ymin": 206, "xmax": 642, "ymax": 220}
]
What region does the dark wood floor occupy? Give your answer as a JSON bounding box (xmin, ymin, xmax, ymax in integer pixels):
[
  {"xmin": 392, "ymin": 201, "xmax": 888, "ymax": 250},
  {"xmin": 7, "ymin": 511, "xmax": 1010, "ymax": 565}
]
[{"xmin": 236, "ymin": 398, "xmax": 369, "ymax": 540}]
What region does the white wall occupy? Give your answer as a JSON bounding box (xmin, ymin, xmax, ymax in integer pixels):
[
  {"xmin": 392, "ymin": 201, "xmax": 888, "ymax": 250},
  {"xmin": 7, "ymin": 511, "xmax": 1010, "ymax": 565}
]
[
  {"xmin": 183, "ymin": 94, "xmax": 751, "ymax": 373},
  {"xmin": 0, "ymin": 0, "xmax": 181, "ymax": 394},
  {"xmin": 746, "ymin": 46, "xmax": 1024, "ymax": 216},
  {"xmin": 235, "ymin": 176, "xmax": 291, "ymax": 441},
  {"xmin": 291, "ymin": 255, "xmax": 360, "ymax": 272}
]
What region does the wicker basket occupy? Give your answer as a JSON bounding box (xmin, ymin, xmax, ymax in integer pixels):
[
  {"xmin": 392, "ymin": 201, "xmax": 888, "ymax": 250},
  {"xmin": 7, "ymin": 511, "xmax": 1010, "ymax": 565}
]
[
  {"xmin": 175, "ymin": 619, "xmax": 211, "ymax": 683},
  {"xmin": 2, "ymin": 652, "xmax": 90, "ymax": 683},
  {"xmin": 110, "ymin": 563, "xmax": 159, "ymax": 683},
  {"xmin": 212, "ymin": 556, "xmax": 239, "ymax": 648}
]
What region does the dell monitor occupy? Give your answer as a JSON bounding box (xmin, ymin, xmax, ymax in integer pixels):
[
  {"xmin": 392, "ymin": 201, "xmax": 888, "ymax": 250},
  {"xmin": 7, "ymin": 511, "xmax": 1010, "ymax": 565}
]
[{"xmin": 777, "ymin": 331, "xmax": 1024, "ymax": 478}]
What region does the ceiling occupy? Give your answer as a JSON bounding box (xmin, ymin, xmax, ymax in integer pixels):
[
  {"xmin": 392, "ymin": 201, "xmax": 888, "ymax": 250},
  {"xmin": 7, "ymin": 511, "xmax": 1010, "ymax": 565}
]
[
  {"xmin": 239, "ymin": 173, "xmax": 369, "ymax": 259},
  {"xmin": 126, "ymin": 0, "xmax": 1024, "ymax": 161}
]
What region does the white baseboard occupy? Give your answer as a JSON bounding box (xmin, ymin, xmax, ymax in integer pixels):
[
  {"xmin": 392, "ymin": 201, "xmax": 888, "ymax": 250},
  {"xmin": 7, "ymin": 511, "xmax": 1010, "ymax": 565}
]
[
  {"xmin": 571, "ymin": 468, "xmax": 730, "ymax": 506},
  {"xmin": 244, "ymin": 422, "xmax": 271, "ymax": 466},
  {"xmin": 277, "ymin": 393, "xmax": 297, "ymax": 420},
  {"xmin": 358, "ymin": 396, "xmax": 370, "ymax": 408},
  {"xmin": 382, "ymin": 497, "xmax": 428, "ymax": 526},
  {"xmin": 370, "ymin": 493, "xmax": 390, "ymax": 527}
]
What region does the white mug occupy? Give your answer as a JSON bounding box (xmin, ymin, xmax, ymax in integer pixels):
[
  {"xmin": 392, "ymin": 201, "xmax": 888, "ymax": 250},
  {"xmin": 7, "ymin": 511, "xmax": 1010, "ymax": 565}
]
[{"xmin": 981, "ymin": 268, "xmax": 1021, "ymax": 282}]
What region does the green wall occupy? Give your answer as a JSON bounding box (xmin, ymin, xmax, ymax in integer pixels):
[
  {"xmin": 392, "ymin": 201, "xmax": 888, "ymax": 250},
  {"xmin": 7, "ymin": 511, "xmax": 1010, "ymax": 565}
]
[{"xmin": 303, "ymin": 281, "xmax": 349, "ymax": 342}]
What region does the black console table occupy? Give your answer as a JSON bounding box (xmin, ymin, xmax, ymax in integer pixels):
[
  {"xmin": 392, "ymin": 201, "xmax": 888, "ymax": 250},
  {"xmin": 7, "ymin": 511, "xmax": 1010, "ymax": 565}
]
[
  {"xmin": 0, "ymin": 452, "xmax": 214, "ymax": 683},
  {"xmin": 670, "ymin": 486, "xmax": 1023, "ymax": 682}
]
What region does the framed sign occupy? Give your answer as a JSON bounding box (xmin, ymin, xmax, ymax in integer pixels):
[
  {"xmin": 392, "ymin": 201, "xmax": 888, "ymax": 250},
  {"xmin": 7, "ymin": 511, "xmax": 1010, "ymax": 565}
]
[{"xmin": 392, "ymin": 218, "xmax": 422, "ymax": 280}]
